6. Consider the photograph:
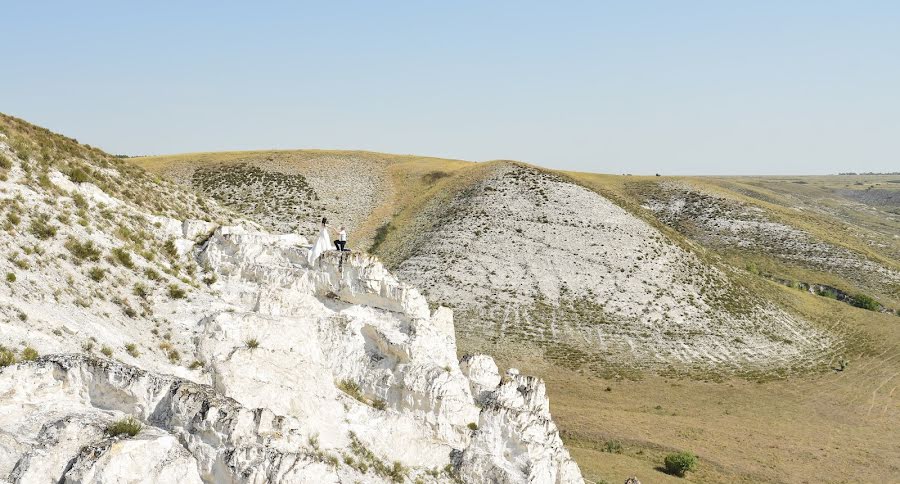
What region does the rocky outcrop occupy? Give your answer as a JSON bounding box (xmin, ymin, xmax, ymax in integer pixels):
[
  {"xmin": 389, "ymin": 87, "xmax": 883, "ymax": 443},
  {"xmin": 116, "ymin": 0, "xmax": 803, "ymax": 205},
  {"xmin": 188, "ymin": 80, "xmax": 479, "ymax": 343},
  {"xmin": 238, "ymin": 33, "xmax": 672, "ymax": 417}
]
[{"xmin": 0, "ymin": 225, "xmax": 583, "ymax": 483}]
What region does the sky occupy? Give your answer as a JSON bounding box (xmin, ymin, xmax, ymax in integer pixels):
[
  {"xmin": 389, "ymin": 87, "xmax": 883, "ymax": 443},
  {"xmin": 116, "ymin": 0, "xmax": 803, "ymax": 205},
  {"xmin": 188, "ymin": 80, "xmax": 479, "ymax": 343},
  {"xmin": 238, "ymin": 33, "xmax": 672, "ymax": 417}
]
[{"xmin": 2, "ymin": 1, "xmax": 898, "ymax": 175}]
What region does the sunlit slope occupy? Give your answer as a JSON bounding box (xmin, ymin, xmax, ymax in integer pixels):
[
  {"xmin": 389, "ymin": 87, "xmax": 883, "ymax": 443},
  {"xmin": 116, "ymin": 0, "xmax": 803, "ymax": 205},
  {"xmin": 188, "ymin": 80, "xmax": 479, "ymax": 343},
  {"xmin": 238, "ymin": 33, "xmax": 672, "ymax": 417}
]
[
  {"xmin": 137, "ymin": 150, "xmax": 899, "ymax": 376},
  {"xmin": 134, "ymin": 150, "xmax": 473, "ymax": 246}
]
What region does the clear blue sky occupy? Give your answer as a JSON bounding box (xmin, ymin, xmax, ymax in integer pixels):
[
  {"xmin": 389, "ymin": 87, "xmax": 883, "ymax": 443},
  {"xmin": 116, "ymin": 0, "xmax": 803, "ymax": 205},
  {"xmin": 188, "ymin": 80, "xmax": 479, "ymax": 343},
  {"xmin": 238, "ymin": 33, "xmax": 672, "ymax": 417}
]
[{"xmin": 2, "ymin": 1, "xmax": 898, "ymax": 175}]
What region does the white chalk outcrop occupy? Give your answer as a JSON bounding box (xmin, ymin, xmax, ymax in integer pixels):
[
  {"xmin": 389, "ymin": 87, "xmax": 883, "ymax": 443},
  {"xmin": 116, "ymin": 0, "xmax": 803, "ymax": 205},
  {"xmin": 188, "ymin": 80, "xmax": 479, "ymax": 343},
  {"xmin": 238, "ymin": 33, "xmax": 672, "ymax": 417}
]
[{"xmin": 0, "ymin": 223, "xmax": 583, "ymax": 483}]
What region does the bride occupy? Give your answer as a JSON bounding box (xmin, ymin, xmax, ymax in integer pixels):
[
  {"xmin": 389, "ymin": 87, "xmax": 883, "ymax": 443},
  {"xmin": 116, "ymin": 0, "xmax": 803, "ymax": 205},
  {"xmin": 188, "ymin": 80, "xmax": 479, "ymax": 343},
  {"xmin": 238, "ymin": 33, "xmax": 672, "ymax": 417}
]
[{"xmin": 307, "ymin": 217, "xmax": 332, "ymax": 265}]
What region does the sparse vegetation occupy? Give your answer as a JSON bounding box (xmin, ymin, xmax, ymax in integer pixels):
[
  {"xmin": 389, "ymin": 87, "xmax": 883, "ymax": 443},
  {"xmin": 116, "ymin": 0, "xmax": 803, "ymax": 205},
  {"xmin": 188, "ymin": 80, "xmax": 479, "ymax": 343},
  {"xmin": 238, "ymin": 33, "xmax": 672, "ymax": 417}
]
[
  {"xmin": 111, "ymin": 247, "xmax": 135, "ymax": 269},
  {"xmin": 21, "ymin": 346, "xmax": 38, "ymax": 361},
  {"xmin": 106, "ymin": 416, "xmax": 142, "ymax": 437},
  {"xmin": 29, "ymin": 214, "xmax": 57, "ymax": 239},
  {"xmin": 124, "ymin": 343, "xmax": 139, "ymax": 357},
  {"xmin": 603, "ymin": 440, "xmax": 623, "ymax": 454},
  {"xmin": 168, "ymin": 284, "xmax": 186, "ymax": 299},
  {"xmin": 0, "ymin": 347, "xmax": 16, "ymax": 367},
  {"xmin": 65, "ymin": 237, "xmax": 102, "ymax": 261},
  {"xmin": 88, "ymin": 266, "xmax": 106, "ymax": 281},
  {"xmin": 245, "ymin": 337, "xmax": 260, "ymax": 349},
  {"xmin": 850, "ymin": 293, "xmax": 880, "ymax": 311}
]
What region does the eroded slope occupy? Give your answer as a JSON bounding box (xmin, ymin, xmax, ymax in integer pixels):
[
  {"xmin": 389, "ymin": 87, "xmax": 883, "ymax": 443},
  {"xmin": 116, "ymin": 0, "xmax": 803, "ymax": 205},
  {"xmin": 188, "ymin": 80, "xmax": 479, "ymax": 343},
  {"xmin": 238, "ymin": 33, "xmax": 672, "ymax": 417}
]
[{"xmin": 386, "ymin": 162, "xmax": 837, "ymax": 374}]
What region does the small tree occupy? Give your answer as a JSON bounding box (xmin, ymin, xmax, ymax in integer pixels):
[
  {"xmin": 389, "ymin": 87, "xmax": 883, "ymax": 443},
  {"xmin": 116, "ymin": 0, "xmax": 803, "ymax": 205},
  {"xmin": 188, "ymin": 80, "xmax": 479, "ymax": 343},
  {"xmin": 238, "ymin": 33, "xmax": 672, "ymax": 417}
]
[{"xmin": 664, "ymin": 451, "xmax": 698, "ymax": 477}]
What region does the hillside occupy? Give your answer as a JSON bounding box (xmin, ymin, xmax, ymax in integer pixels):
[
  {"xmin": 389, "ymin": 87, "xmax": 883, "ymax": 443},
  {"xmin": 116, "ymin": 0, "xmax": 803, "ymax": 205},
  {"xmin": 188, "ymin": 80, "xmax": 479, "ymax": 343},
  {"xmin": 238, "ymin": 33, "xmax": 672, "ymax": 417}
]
[
  {"xmin": 0, "ymin": 114, "xmax": 582, "ymax": 483},
  {"xmin": 136, "ymin": 148, "xmax": 900, "ymax": 483}
]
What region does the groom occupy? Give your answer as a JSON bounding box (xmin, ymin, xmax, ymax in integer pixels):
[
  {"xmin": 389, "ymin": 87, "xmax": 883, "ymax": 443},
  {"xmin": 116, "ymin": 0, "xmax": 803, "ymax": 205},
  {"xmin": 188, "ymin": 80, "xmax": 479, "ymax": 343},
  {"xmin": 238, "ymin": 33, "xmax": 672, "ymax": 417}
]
[{"xmin": 333, "ymin": 225, "xmax": 348, "ymax": 251}]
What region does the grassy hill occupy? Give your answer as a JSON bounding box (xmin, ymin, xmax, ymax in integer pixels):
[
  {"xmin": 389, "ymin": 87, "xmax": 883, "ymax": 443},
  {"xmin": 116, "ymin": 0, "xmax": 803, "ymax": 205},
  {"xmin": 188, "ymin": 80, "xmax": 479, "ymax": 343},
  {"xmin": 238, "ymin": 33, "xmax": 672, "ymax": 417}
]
[{"xmin": 134, "ymin": 149, "xmax": 900, "ymax": 482}]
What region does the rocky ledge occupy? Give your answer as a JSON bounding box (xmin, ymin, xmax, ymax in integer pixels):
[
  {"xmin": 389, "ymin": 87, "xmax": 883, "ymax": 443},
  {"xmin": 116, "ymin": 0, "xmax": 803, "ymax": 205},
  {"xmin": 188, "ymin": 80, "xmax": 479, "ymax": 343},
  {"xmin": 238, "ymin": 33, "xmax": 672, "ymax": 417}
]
[{"xmin": 0, "ymin": 225, "xmax": 582, "ymax": 484}]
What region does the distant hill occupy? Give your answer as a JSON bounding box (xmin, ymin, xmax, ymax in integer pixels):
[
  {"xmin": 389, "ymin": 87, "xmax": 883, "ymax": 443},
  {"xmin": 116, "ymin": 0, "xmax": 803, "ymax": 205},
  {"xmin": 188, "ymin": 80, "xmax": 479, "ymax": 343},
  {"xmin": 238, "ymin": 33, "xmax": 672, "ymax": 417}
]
[{"xmin": 135, "ymin": 151, "xmax": 900, "ymax": 378}]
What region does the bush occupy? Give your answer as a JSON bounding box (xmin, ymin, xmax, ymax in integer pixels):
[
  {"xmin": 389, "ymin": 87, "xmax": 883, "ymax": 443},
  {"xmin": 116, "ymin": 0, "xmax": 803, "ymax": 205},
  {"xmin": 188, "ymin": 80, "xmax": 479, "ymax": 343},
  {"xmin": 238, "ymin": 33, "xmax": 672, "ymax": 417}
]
[
  {"xmin": 467, "ymin": 422, "xmax": 478, "ymax": 431},
  {"xmin": 69, "ymin": 167, "xmax": 92, "ymax": 184},
  {"xmin": 664, "ymin": 451, "xmax": 698, "ymax": 477},
  {"xmin": 72, "ymin": 193, "xmax": 89, "ymax": 210},
  {"xmin": 337, "ymin": 379, "xmax": 362, "ymax": 401},
  {"xmin": 101, "ymin": 345, "xmax": 113, "ymax": 357},
  {"xmin": 604, "ymin": 440, "xmax": 623, "ymax": 454},
  {"xmin": 133, "ymin": 283, "xmax": 149, "ymax": 299},
  {"xmin": 124, "ymin": 343, "xmax": 139, "ymax": 357},
  {"xmin": 106, "ymin": 416, "xmax": 142, "ymax": 437},
  {"xmin": 0, "ymin": 154, "xmax": 11, "ymax": 170},
  {"xmin": 0, "ymin": 347, "xmax": 16, "ymax": 367},
  {"xmin": 5, "ymin": 272, "xmax": 15, "ymax": 282},
  {"xmin": 65, "ymin": 238, "xmax": 102, "ymax": 261},
  {"xmin": 88, "ymin": 266, "xmax": 106, "ymax": 282},
  {"xmin": 163, "ymin": 239, "xmax": 178, "ymax": 259},
  {"xmin": 21, "ymin": 346, "xmax": 38, "ymax": 361},
  {"xmin": 111, "ymin": 247, "xmax": 135, "ymax": 269},
  {"xmin": 168, "ymin": 284, "xmax": 186, "ymax": 299},
  {"xmin": 850, "ymin": 293, "xmax": 880, "ymax": 311},
  {"xmin": 144, "ymin": 267, "xmax": 161, "ymax": 281},
  {"xmin": 29, "ymin": 214, "xmax": 57, "ymax": 240},
  {"xmin": 245, "ymin": 337, "xmax": 260, "ymax": 350}
]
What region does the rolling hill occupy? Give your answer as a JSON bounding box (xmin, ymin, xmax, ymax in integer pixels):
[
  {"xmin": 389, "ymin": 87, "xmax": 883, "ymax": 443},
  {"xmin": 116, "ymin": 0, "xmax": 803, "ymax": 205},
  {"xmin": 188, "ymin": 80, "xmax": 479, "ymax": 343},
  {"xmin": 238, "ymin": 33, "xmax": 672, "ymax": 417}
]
[{"xmin": 135, "ymin": 148, "xmax": 900, "ymax": 483}]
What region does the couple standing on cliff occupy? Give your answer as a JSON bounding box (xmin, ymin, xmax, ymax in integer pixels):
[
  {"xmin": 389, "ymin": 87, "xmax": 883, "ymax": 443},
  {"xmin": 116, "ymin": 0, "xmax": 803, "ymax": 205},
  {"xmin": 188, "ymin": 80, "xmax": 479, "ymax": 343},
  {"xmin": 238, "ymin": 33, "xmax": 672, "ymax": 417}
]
[{"xmin": 307, "ymin": 217, "xmax": 348, "ymax": 264}]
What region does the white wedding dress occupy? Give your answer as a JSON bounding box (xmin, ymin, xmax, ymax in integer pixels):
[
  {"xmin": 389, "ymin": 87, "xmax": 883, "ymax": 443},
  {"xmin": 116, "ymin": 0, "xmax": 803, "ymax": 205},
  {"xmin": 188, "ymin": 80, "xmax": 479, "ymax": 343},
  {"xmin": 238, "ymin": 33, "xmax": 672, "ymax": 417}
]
[{"xmin": 307, "ymin": 226, "xmax": 331, "ymax": 265}]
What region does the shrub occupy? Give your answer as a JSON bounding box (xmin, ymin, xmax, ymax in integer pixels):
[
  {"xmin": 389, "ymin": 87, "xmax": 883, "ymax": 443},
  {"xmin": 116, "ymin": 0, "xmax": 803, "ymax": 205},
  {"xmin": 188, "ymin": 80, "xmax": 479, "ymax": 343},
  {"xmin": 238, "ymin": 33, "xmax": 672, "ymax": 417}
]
[
  {"xmin": 337, "ymin": 379, "xmax": 363, "ymax": 401},
  {"xmin": 168, "ymin": 284, "xmax": 186, "ymax": 299},
  {"xmin": 188, "ymin": 360, "xmax": 204, "ymax": 370},
  {"xmin": 387, "ymin": 461, "xmax": 407, "ymax": 483},
  {"xmin": 21, "ymin": 346, "xmax": 38, "ymax": 361},
  {"xmin": 167, "ymin": 349, "xmax": 180, "ymax": 363},
  {"xmin": 5, "ymin": 272, "xmax": 15, "ymax": 282},
  {"xmin": 69, "ymin": 167, "xmax": 92, "ymax": 184},
  {"xmin": 72, "ymin": 193, "xmax": 89, "ymax": 209},
  {"xmin": 133, "ymin": 283, "xmax": 149, "ymax": 299},
  {"xmin": 7, "ymin": 212, "xmax": 20, "ymax": 226},
  {"xmin": 467, "ymin": 422, "xmax": 478, "ymax": 431},
  {"xmin": 111, "ymin": 247, "xmax": 135, "ymax": 269},
  {"xmin": 144, "ymin": 267, "xmax": 161, "ymax": 281},
  {"xmin": 245, "ymin": 337, "xmax": 260, "ymax": 350},
  {"xmin": 29, "ymin": 214, "xmax": 57, "ymax": 239},
  {"xmin": 88, "ymin": 266, "xmax": 106, "ymax": 282},
  {"xmin": 850, "ymin": 293, "xmax": 880, "ymax": 311},
  {"xmin": 0, "ymin": 347, "xmax": 16, "ymax": 367},
  {"xmin": 372, "ymin": 399, "xmax": 387, "ymax": 410},
  {"xmin": 604, "ymin": 440, "xmax": 623, "ymax": 454},
  {"xmin": 101, "ymin": 345, "xmax": 113, "ymax": 357},
  {"xmin": 664, "ymin": 451, "xmax": 698, "ymax": 477},
  {"xmin": 106, "ymin": 416, "xmax": 142, "ymax": 437},
  {"xmin": 0, "ymin": 154, "xmax": 11, "ymax": 170},
  {"xmin": 65, "ymin": 238, "xmax": 102, "ymax": 261},
  {"xmin": 125, "ymin": 343, "xmax": 139, "ymax": 357},
  {"xmin": 163, "ymin": 239, "xmax": 178, "ymax": 258}
]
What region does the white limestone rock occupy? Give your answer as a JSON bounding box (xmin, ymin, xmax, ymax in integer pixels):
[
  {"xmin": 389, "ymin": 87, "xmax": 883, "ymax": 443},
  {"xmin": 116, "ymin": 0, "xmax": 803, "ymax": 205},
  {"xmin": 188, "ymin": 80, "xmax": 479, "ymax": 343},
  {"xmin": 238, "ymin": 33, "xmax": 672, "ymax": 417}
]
[{"xmin": 460, "ymin": 354, "xmax": 501, "ymax": 404}]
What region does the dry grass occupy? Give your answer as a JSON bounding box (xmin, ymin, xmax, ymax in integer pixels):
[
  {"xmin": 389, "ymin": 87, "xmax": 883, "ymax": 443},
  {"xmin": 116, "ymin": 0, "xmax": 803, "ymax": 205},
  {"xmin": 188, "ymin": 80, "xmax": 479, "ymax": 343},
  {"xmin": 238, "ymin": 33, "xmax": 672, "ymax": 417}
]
[{"xmin": 132, "ymin": 148, "xmax": 900, "ymax": 482}]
